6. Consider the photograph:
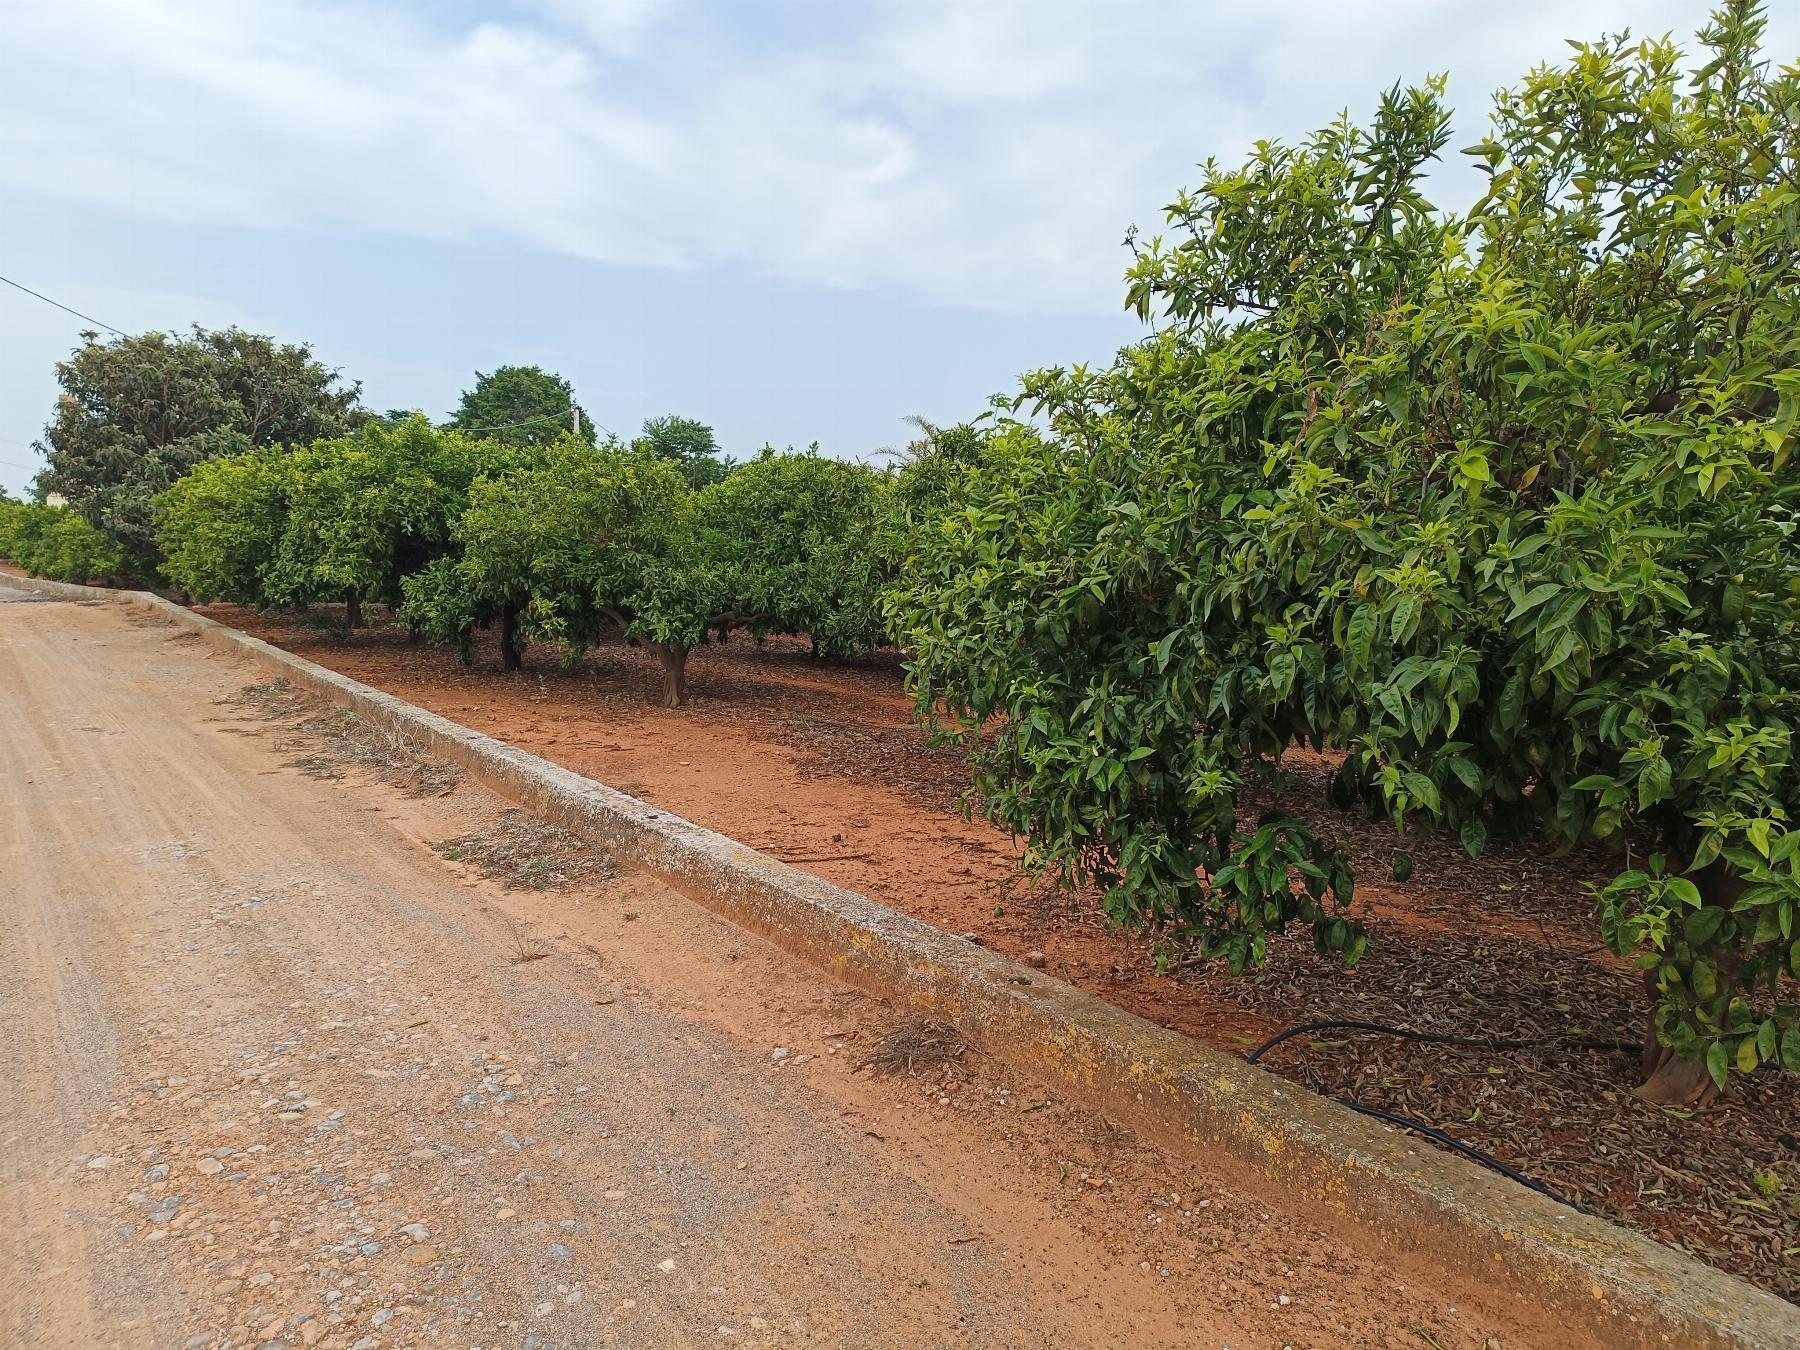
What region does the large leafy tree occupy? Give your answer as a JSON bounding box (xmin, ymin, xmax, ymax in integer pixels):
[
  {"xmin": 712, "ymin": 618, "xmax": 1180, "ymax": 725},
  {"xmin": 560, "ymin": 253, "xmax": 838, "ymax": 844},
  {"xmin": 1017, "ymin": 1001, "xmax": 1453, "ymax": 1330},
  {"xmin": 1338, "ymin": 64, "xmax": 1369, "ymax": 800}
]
[
  {"xmin": 693, "ymin": 450, "xmax": 892, "ymax": 659},
  {"xmin": 451, "ymin": 365, "xmax": 595, "ymax": 448},
  {"xmin": 634, "ymin": 415, "xmax": 735, "ymax": 488},
  {"xmin": 41, "ymin": 327, "xmax": 362, "ymax": 563},
  {"xmin": 263, "ymin": 418, "xmax": 499, "ymax": 625},
  {"xmin": 405, "ymin": 441, "xmax": 689, "ymax": 684},
  {"xmin": 890, "ymin": 2, "xmax": 1800, "ymax": 1103}
]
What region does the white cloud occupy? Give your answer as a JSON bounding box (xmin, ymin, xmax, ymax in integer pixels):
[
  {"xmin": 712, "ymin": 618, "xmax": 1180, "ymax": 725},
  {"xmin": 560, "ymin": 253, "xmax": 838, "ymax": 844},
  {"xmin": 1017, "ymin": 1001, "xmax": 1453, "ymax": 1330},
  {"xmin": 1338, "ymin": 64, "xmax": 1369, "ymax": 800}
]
[{"xmin": 1, "ymin": 0, "xmax": 1794, "ymax": 319}]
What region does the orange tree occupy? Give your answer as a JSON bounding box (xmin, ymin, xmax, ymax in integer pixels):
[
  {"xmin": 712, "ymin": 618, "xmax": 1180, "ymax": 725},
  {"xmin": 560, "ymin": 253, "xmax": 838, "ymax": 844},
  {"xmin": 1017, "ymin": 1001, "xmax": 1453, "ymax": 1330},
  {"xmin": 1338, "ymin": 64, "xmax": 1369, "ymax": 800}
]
[
  {"xmin": 632, "ymin": 449, "xmax": 895, "ymax": 704},
  {"xmin": 889, "ymin": 2, "xmax": 1800, "ymax": 1102},
  {"xmin": 261, "ymin": 417, "xmax": 500, "ymax": 626},
  {"xmin": 687, "ymin": 450, "xmax": 893, "ymax": 658},
  {"xmin": 402, "ymin": 439, "xmax": 692, "ymax": 686},
  {"xmin": 155, "ymin": 418, "xmax": 505, "ymax": 627}
]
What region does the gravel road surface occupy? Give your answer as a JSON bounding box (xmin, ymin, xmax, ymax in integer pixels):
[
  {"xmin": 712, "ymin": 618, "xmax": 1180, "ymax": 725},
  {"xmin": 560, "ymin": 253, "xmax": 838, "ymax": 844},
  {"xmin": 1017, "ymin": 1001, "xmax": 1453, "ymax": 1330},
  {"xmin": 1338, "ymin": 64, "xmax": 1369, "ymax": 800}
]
[{"xmin": 0, "ymin": 595, "xmax": 1547, "ymax": 1348}]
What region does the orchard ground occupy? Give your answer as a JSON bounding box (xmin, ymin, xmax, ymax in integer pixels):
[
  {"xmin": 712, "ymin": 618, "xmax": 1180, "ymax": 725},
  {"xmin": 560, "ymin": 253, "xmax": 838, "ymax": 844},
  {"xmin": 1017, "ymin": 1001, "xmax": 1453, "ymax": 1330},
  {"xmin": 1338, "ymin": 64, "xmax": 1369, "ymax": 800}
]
[
  {"xmin": 187, "ymin": 599, "xmax": 1800, "ymax": 1305},
  {"xmin": 3, "ymin": 588, "xmax": 1571, "ymax": 1350}
]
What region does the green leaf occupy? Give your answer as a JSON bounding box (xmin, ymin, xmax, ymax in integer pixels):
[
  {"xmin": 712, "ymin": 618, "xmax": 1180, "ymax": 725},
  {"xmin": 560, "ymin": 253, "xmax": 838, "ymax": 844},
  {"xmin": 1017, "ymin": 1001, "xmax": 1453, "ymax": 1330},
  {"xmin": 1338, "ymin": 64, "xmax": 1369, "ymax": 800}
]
[
  {"xmin": 1736, "ymin": 1035, "xmax": 1760, "ymax": 1074},
  {"xmin": 1459, "ymin": 816, "xmax": 1487, "ymax": 858},
  {"xmin": 1664, "ymin": 877, "xmax": 1703, "ymax": 908},
  {"xmin": 1684, "ymin": 906, "xmax": 1726, "ymax": 948},
  {"xmin": 1507, "ymin": 582, "xmax": 1561, "ymax": 620},
  {"xmin": 1347, "ymin": 604, "xmax": 1380, "ymax": 670},
  {"xmin": 1403, "ymin": 772, "xmax": 1441, "ymax": 813},
  {"xmin": 1706, "ymin": 1041, "xmax": 1728, "ymax": 1090},
  {"xmin": 1153, "ymin": 630, "xmax": 1177, "ymax": 672}
]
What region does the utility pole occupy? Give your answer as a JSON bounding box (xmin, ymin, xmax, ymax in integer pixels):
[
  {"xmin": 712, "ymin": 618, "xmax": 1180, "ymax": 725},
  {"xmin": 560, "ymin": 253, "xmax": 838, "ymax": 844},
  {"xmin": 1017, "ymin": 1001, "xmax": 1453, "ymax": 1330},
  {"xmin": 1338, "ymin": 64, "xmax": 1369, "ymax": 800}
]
[{"xmin": 572, "ymin": 405, "xmax": 581, "ymax": 438}]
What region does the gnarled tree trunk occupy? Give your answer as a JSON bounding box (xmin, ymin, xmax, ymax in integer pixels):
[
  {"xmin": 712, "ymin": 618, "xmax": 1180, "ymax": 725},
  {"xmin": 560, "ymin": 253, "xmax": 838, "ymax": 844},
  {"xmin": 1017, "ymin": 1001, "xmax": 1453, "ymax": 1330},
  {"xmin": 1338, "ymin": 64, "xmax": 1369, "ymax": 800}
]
[{"xmin": 654, "ymin": 641, "xmax": 689, "ymax": 708}]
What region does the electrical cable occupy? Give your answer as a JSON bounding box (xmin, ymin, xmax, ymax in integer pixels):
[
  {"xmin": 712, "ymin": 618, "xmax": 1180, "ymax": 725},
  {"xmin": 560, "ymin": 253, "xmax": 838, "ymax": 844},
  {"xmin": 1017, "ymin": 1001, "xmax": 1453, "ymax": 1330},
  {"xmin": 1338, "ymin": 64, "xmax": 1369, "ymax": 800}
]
[
  {"xmin": 0, "ymin": 274, "xmax": 126, "ymax": 336},
  {"xmin": 3, "ymin": 274, "xmax": 614, "ymax": 438},
  {"xmin": 1244, "ymin": 1017, "xmax": 1643, "ymax": 1212},
  {"xmin": 453, "ymin": 407, "xmax": 580, "ymax": 435},
  {"xmin": 453, "ymin": 406, "xmax": 619, "ymax": 441}
]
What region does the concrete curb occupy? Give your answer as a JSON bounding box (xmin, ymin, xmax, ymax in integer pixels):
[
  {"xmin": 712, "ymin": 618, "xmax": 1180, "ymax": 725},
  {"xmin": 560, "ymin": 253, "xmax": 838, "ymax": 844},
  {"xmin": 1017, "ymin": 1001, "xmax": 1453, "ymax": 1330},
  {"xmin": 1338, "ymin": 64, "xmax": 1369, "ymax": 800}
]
[{"xmin": 8, "ymin": 573, "xmax": 1796, "ymax": 1348}]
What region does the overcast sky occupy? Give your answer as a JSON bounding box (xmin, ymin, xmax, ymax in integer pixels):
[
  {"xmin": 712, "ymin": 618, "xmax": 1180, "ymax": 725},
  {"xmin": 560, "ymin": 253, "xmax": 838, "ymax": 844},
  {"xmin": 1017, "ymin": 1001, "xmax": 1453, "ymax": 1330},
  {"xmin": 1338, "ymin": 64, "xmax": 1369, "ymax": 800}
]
[{"xmin": 3, "ymin": 1, "xmax": 1794, "ymax": 496}]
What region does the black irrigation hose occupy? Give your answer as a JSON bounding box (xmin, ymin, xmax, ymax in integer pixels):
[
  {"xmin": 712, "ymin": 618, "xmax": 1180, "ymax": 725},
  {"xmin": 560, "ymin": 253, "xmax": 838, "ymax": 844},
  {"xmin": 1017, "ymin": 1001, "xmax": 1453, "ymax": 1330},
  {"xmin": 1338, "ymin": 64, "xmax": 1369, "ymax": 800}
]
[
  {"xmin": 1338, "ymin": 1102, "xmax": 1580, "ymax": 1207},
  {"xmin": 1244, "ymin": 1018, "xmax": 1642, "ymax": 1065},
  {"xmin": 1244, "ymin": 1018, "xmax": 1644, "ymax": 1212}
]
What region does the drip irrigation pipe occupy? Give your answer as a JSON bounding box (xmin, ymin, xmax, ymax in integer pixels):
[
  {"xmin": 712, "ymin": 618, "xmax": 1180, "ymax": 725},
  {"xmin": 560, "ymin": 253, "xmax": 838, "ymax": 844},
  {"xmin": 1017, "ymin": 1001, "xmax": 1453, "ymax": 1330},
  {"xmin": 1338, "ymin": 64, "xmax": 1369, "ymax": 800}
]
[
  {"xmin": 1244, "ymin": 1018, "xmax": 1643, "ymax": 1211},
  {"xmin": 1245, "ymin": 1018, "xmax": 1642, "ymax": 1065}
]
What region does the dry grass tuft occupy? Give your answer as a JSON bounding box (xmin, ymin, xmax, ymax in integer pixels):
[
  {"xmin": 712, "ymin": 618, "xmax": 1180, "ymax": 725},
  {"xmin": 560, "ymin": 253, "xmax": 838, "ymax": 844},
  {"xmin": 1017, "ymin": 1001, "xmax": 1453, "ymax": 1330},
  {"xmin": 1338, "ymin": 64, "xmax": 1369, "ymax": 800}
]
[
  {"xmin": 856, "ymin": 1018, "xmax": 977, "ymax": 1078},
  {"xmin": 506, "ymin": 919, "xmax": 552, "ymax": 964},
  {"xmin": 435, "ymin": 809, "xmax": 615, "ymax": 891},
  {"xmin": 218, "ymin": 679, "xmax": 460, "ymax": 797}
]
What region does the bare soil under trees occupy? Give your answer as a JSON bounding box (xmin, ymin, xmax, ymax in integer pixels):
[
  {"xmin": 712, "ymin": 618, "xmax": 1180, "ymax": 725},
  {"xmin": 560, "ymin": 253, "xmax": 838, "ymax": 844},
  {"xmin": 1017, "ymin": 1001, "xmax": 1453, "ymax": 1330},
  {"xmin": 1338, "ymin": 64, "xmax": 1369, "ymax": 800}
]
[{"xmin": 181, "ymin": 602, "xmax": 1800, "ymax": 1304}]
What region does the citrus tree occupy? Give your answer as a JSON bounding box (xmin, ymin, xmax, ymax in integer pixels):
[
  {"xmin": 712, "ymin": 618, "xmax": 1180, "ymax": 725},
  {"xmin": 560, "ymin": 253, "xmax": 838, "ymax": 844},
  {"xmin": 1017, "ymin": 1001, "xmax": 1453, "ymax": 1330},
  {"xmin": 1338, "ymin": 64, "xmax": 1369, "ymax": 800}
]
[
  {"xmin": 155, "ymin": 417, "xmax": 503, "ymax": 628},
  {"xmin": 405, "ymin": 440, "xmax": 692, "ymax": 686},
  {"xmin": 263, "ymin": 418, "xmax": 498, "ymax": 625},
  {"xmin": 890, "ymin": 1, "xmax": 1800, "ymax": 1103},
  {"xmin": 154, "ymin": 448, "xmax": 296, "ymax": 603},
  {"xmin": 0, "ymin": 500, "xmax": 140, "ymax": 585},
  {"xmin": 695, "ymin": 450, "xmax": 893, "ymax": 658}
]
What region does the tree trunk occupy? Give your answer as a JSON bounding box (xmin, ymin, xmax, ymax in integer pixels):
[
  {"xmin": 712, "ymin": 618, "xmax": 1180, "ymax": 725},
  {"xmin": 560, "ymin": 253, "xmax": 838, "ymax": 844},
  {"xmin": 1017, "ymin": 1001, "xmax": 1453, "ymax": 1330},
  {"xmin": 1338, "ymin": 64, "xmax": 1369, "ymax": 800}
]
[
  {"xmin": 1636, "ymin": 1031, "xmax": 1720, "ymax": 1106},
  {"xmin": 1632, "ymin": 863, "xmax": 1744, "ymax": 1106},
  {"xmin": 344, "ymin": 590, "xmax": 363, "ymax": 630},
  {"xmin": 500, "ymin": 604, "xmax": 524, "ymax": 672},
  {"xmin": 408, "ymin": 620, "xmax": 422, "ymax": 645},
  {"xmin": 655, "ymin": 642, "xmax": 689, "ymax": 708},
  {"xmin": 810, "ymin": 633, "xmax": 822, "ymax": 659}
]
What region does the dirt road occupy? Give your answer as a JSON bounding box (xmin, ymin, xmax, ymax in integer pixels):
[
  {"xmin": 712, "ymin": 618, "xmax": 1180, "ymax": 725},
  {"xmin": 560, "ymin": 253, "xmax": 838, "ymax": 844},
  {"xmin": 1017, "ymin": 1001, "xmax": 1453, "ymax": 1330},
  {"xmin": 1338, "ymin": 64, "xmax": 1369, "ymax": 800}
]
[{"xmin": 1, "ymin": 594, "xmax": 1547, "ymax": 1348}]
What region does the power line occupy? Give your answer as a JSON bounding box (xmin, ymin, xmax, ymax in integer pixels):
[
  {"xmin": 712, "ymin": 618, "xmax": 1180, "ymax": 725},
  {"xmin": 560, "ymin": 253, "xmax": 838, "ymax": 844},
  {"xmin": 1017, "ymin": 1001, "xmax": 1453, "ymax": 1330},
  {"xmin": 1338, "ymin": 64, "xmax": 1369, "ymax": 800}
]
[
  {"xmin": 456, "ymin": 406, "xmax": 619, "ymax": 440},
  {"xmin": 2, "ymin": 272, "xmax": 618, "ymax": 439},
  {"xmin": 0, "ymin": 274, "xmax": 126, "ymax": 337},
  {"xmin": 454, "ymin": 407, "xmax": 580, "ymax": 435}
]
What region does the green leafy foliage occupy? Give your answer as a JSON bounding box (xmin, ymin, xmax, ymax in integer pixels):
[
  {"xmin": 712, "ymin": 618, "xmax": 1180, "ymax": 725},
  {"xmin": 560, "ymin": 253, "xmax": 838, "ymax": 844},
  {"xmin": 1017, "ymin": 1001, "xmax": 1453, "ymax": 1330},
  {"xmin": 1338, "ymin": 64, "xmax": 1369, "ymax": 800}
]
[
  {"xmin": 264, "ymin": 418, "xmax": 502, "ymax": 613},
  {"xmin": 154, "ymin": 450, "xmax": 296, "ymax": 603},
  {"xmin": 889, "ymin": 2, "xmax": 1800, "ymax": 1091},
  {"xmin": 0, "ymin": 500, "xmax": 142, "ymax": 585},
  {"xmin": 634, "ymin": 415, "xmax": 735, "ymax": 488},
  {"xmin": 41, "ymin": 326, "xmax": 361, "ymax": 562},
  {"xmin": 451, "ymin": 366, "xmax": 594, "ymax": 447},
  {"xmin": 403, "ymin": 439, "xmax": 691, "ymax": 674},
  {"xmin": 689, "ymin": 450, "xmax": 892, "ymax": 657},
  {"xmin": 154, "ymin": 418, "xmax": 505, "ymax": 617}
]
